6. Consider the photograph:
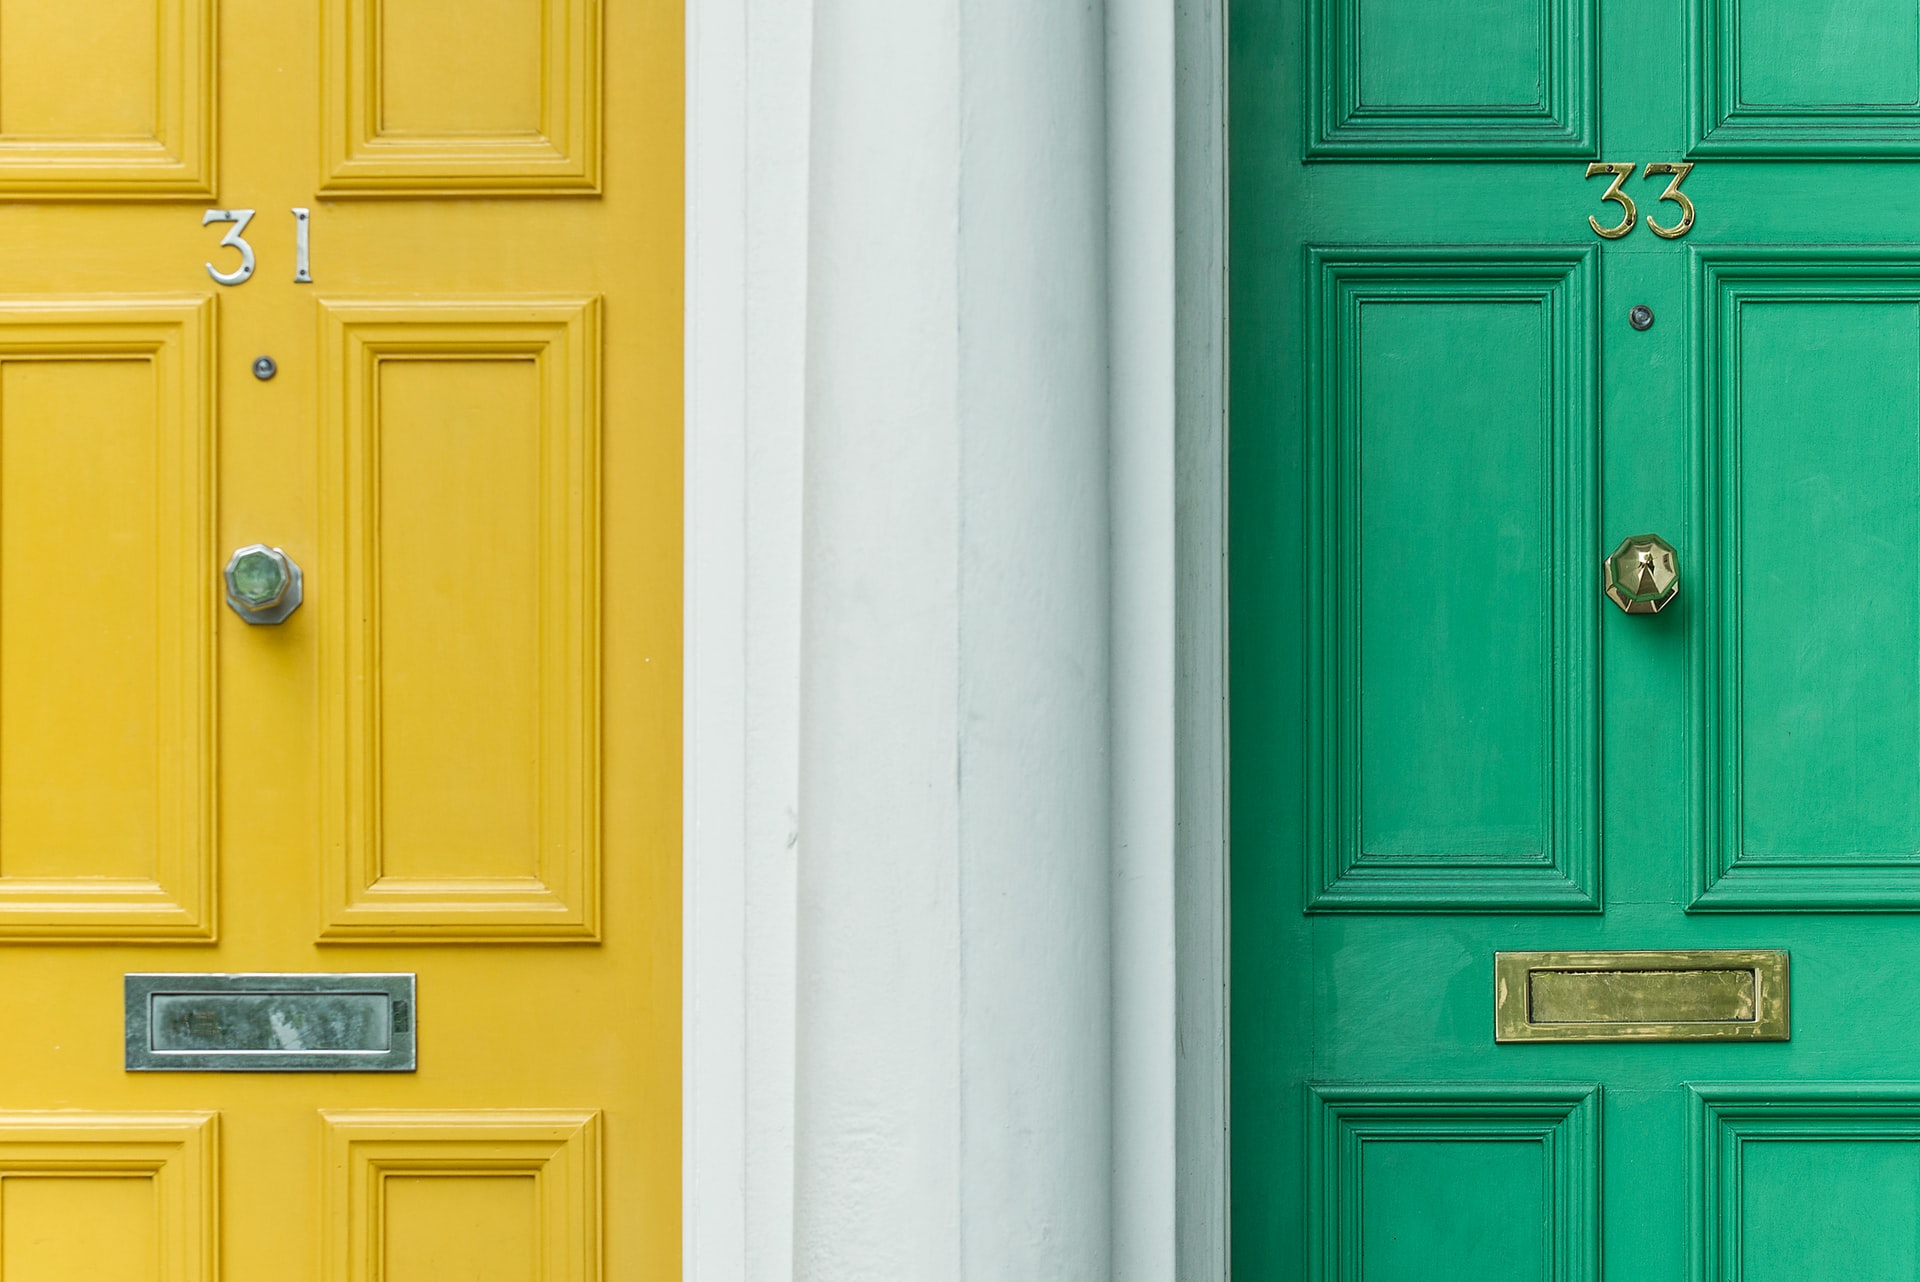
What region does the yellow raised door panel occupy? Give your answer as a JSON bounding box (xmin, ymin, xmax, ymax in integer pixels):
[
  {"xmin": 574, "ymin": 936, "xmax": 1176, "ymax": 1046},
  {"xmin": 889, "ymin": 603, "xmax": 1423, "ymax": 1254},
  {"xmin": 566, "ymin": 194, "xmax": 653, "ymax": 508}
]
[{"xmin": 0, "ymin": 0, "xmax": 680, "ymax": 1278}]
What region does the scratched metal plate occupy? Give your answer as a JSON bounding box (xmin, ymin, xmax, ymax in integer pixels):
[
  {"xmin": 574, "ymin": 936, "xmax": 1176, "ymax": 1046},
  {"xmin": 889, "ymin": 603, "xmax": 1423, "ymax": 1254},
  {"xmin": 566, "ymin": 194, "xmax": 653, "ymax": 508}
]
[
  {"xmin": 1494, "ymin": 950, "xmax": 1788, "ymax": 1043},
  {"xmin": 125, "ymin": 973, "xmax": 415, "ymax": 1072}
]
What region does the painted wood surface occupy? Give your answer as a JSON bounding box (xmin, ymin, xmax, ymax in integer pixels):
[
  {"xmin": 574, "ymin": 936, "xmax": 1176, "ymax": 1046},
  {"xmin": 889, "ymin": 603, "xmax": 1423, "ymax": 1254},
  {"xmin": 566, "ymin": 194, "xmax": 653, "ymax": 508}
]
[
  {"xmin": 0, "ymin": 0, "xmax": 681, "ymax": 1276},
  {"xmin": 1233, "ymin": 0, "xmax": 1920, "ymax": 1275}
]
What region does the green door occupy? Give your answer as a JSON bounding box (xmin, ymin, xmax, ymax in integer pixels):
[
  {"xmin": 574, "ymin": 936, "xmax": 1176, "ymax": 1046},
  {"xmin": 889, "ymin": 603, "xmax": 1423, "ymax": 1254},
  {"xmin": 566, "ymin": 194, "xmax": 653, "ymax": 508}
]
[{"xmin": 1231, "ymin": 0, "xmax": 1920, "ymax": 1277}]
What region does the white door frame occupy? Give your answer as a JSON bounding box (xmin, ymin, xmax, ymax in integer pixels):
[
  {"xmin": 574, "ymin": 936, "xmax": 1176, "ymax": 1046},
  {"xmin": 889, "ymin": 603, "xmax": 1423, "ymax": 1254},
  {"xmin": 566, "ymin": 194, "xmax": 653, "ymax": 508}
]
[{"xmin": 682, "ymin": 0, "xmax": 1227, "ymax": 1273}]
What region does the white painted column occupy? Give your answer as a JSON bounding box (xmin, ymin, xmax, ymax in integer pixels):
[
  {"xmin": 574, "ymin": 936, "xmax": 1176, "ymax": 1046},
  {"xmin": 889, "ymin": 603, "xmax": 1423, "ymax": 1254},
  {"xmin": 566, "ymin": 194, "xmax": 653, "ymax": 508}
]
[
  {"xmin": 687, "ymin": 0, "xmax": 1227, "ymax": 1275},
  {"xmin": 1107, "ymin": 0, "xmax": 1178, "ymax": 1272},
  {"xmin": 685, "ymin": 0, "xmax": 812, "ymax": 1277},
  {"xmin": 793, "ymin": 0, "xmax": 1113, "ymax": 1276}
]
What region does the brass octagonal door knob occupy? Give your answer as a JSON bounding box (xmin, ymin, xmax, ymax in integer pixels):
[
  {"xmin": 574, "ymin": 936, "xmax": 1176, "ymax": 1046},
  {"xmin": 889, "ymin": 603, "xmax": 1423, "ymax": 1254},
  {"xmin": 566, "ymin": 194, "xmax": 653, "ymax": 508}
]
[
  {"xmin": 1603, "ymin": 533, "xmax": 1678, "ymax": 615},
  {"xmin": 224, "ymin": 544, "xmax": 303, "ymax": 625}
]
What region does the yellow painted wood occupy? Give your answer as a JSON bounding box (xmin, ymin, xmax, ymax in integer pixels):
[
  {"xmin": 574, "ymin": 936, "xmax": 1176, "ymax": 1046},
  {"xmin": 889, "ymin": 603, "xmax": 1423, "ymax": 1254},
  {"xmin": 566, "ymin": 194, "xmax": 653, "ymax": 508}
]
[
  {"xmin": 0, "ymin": 0, "xmax": 681, "ymax": 1276},
  {"xmin": 0, "ymin": 302, "xmax": 213, "ymax": 936},
  {"xmin": 0, "ymin": 0, "xmax": 213, "ymax": 197},
  {"xmin": 317, "ymin": 301, "xmax": 600, "ymax": 938},
  {"xmin": 320, "ymin": 0, "xmax": 602, "ymax": 193},
  {"xmin": 0, "ymin": 1113, "xmax": 216, "ymax": 1282},
  {"xmin": 322, "ymin": 1111, "xmax": 599, "ymax": 1282}
]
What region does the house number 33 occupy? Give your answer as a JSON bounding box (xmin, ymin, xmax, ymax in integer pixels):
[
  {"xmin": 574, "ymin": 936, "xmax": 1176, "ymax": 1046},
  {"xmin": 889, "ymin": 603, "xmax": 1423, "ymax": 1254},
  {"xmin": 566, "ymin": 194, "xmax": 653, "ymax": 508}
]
[
  {"xmin": 203, "ymin": 208, "xmax": 313, "ymax": 285},
  {"xmin": 1584, "ymin": 162, "xmax": 1696, "ymax": 240}
]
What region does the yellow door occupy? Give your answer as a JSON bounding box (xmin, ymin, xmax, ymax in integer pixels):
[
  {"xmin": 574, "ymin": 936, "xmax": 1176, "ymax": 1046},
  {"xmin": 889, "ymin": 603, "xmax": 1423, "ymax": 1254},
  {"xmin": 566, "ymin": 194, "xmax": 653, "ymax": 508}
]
[{"xmin": 0, "ymin": 1, "xmax": 680, "ymax": 1278}]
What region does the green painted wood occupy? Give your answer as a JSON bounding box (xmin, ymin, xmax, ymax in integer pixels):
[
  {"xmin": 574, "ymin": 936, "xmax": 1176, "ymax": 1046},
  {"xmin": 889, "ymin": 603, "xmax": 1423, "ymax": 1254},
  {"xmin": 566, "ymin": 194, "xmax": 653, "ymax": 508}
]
[
  {"xmin": 1693, "ymin": 1087, "xmax": 1920, "ymax": 1280},
  {"xmin": 1697, "ymin": 257, "xmax": 1920, "ymax": 908},
  {"xmin": 1231, "ymin": 0, "xmax": 1920, "ymax": 1276},
  {"xmin": 1307, "ymin": 249, "xmax": 1599, "ymax": 910},
  {"xmin": 1312, "ymin": 1086, "xmax": 1599, "ymax": 1282},
  {"xmin": 1307, "ymin": 0, "xmax": 1595, "ymax": 156},
  {"xmin": 1695, "ymin": 0, "xmax": 1920, "ymax": 154},
  {"xmin": 1356, "ymin": 302, "xmax": 1551, "ymax": 850}
]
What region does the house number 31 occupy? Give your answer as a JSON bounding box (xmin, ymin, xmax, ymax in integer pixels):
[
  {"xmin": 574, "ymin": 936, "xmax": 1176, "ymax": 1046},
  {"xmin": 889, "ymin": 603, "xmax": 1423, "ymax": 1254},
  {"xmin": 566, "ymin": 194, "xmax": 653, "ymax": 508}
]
[
  {"xmin": 1584, "ymin": 162, "xmax": 1696, "ymax": 240},
  {"xmin": 203, "ymin": 208, "xmax": 313, "ymax": 285}
]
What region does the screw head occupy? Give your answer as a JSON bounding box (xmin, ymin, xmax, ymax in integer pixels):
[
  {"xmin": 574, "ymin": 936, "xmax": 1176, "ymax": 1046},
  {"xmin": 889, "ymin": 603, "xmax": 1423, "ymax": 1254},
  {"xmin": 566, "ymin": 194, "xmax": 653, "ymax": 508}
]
[
  {"xmin": 1628, "ymin": 305, "xmax": 1654, "ymax": 331},
  {"xmin": 253, "ymin": 355, "xmax": 277, "ymax": 380}
]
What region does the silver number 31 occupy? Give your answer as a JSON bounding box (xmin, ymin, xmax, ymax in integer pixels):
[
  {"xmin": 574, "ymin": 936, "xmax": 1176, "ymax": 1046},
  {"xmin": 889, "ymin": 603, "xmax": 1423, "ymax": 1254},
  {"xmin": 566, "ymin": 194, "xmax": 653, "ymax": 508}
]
[{"xmin": 203, "ymin": 208, "xmax": 313, "ymax": 285}]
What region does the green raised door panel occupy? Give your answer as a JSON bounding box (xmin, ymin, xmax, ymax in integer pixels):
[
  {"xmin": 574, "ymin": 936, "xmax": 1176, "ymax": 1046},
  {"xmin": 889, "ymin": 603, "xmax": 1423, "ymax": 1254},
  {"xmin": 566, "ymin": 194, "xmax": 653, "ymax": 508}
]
[
  {"xmin": 1356, "ymin": 302, "xmax": 1551, "ymax": 855},
  {"xmin": 1307, "ymin": 0, "xmax": 1594, "ymax": 155},
  {"xmin": 1360, "ymin": 1142, "xmax": 1544, "ymax": 1282},
  {"xmin": 1311, "ymin": 1087, "xmax": 1599, "ymax": 1282},
  {"xmin": 1734, "ymin": 0, "xmax": 1918, "ymax": 108},
  {"xmin": 1307, "ymin": 250, "xmax": 1599, "ymax": 910},
  {"xmin": 1696, "ymin": 0, "xmax": 1920, "ymax": 154},
  {"xmin": 1361, "ymin": 0, "xmax": 1541, "ymax": 107},
  {"xmin": 1695, "ymin": 1088, "xmax": 1920, "ymax": 1281},
  {"xmin": 1696, "ymin": 257, "xmax": 1920, "ymax": 907},
  {"xmin": 1233, "ymin": 0, "xmax": 1920, "ymax": 1274},
  {"xmin": 1736, "ymin": 304, "xmax": 1920, "ymax": 853}
]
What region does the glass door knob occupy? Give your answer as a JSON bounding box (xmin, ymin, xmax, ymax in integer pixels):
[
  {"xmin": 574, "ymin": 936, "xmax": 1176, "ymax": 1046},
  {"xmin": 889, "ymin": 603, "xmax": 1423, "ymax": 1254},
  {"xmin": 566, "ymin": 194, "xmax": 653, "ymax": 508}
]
[{"xmin": 224, "ymin": 544, "xmax": 303, "ymax": 624}]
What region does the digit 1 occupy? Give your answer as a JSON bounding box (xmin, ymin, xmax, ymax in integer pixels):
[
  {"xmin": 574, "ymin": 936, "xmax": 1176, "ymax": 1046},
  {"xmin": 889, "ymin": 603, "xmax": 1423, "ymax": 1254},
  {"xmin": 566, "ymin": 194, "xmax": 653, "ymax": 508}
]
[{"xmin": 292, "ymin": 207, "xmax": 312, "ymax": 284}]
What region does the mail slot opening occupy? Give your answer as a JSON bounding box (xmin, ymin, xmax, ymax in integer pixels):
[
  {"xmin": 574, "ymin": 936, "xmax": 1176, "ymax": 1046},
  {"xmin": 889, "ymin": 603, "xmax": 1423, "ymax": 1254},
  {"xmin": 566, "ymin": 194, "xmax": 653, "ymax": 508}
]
[
  {"xmin": 125, "ymin": 973, "xmax": 416, "ymax": 1072},
  {"xmin": 1494, "ymin": 951, "xmax": 1789, "ymax": 1043}
]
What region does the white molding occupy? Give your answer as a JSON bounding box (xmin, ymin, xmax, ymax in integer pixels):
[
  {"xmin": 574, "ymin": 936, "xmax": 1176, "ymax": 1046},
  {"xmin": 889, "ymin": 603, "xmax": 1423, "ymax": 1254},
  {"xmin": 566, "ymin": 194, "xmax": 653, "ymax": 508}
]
[
  {"xmin": 685, "ymin": 0, "xmax": 808, "ymax": 1277},
  {"xmin": 684, "ymin": 0, "xmax": 748, "ymax": 1271},
  {"xmin": 1109, "ymin": 0, "xmax": 1229, "ymax": 1276},
  {"xmin": 1172, "ymin": 0, "xmax": 1230, "ymax": 1274},
  {"xmin": 1113, "ymin": 0, "xmax": 1228, "ymax": 1274},
  {"xmin": 685, "ymin": 0, "xmax": 1228, "ymax": 1272},
  {"xmin": 1107, "ymin": 0, "xmax": 1176, "ymax": 1274},
  {"xmin": 740, "ymin": 2, "xmax": 809, "ymax": 1276}
]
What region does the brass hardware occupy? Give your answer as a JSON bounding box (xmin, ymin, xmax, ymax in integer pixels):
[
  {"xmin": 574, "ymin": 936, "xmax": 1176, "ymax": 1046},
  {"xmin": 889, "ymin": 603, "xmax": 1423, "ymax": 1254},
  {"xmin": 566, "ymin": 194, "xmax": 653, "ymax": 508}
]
[
  {"xmin": 1644, "ymin": 161, "xmax": 1697, "ymax": 239},
  {"xmin": 1584, "ymin": 162, "xmax": 1699, "ymax": 239},
  {"xmin": 1604, "ymin": 532, "xmax": 1678, "ymax": 614},
  {"xmin": 1585, "ymin": 162, "xmax": 1637, "ymax": 239},
  {"xmin": 1495, "ymin": 950, "xmax": 1789, "ymax": 1043}
]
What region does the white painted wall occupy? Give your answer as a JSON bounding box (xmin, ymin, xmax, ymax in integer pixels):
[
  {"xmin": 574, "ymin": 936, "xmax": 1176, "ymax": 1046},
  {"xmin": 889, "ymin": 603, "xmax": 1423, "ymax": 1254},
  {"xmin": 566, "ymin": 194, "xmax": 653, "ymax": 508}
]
[{"xmin": 685, "ymin": 0, "xmax": 1227, "ymax": 1274}]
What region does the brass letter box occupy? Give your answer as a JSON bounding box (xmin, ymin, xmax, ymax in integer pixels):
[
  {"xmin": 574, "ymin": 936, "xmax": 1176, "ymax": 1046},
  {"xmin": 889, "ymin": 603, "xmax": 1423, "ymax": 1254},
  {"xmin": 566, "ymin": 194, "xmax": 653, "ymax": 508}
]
[{"xmin": 1495, "ymin": 950, "xmax": 1788, "ymax": 1043}]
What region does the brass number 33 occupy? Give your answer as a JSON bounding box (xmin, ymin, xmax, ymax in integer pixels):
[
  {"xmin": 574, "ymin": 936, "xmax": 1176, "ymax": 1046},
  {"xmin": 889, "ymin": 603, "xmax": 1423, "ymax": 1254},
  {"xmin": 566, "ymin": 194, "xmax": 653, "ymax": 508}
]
[{"xmin": 1585, "ymin": 161, "xmax": 1696, "ymax": 240}]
